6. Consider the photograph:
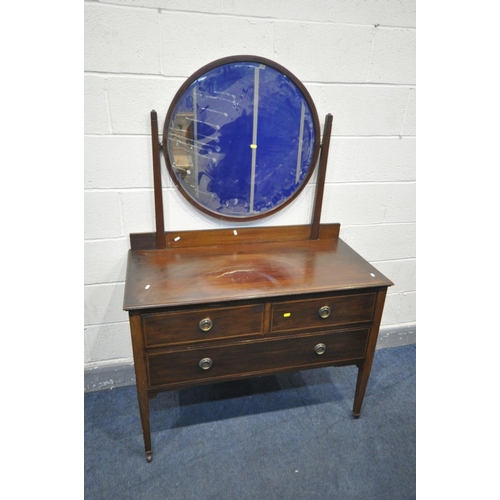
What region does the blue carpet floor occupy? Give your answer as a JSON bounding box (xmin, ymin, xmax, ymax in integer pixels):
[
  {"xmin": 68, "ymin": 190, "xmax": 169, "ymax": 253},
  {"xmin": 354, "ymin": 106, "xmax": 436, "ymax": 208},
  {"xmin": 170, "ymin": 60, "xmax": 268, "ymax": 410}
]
[{"xmin": 85, "ymin": 344, "xmax": 415, "ymax": 499}]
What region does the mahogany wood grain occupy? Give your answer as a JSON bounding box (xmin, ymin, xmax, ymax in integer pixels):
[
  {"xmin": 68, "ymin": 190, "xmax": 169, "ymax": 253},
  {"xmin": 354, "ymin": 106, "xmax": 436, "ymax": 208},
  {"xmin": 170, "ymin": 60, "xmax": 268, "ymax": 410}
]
[
  {"xmin": 146, "ymin": 328, "xmax": 369, "ymax": 389},
  {"xmin": 124, "ymin": 229, "xmax": 393, "ymax": 460},
  {"xmin": 142, "ymin": 304, "xmax": 265, "ymax": 348},
  {"xmin": 311, "ymin": 114, "xmax": 333, "ymax": 240},
  {"xmin": 352, "ymin": 288, "xmax": 388, "ymax": 417},
  {"xmin": 271, "ymin": 292, "xmax": 376, "ymax": 333},
  {"xmin": 150, "ymin": 111, "xmax": 165, "ymax": 250},
  {"xmin": 123, "ymin": 233, "xmax": 392, "ymax": 311},
  {"xmin": 128, "ymin": 311, "xmax": 152, "ymax": 460},
  {"xmin": 130, "ymin": 223, "xmax": 341, "ymax": 250}
]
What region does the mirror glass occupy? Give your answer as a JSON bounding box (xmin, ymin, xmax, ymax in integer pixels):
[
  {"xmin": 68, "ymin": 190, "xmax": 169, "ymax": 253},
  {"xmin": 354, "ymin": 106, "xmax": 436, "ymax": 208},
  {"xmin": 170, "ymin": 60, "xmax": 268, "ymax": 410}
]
[{"xmin": 164, "ymin": 58, "xmax": 319, "ymax": 220}]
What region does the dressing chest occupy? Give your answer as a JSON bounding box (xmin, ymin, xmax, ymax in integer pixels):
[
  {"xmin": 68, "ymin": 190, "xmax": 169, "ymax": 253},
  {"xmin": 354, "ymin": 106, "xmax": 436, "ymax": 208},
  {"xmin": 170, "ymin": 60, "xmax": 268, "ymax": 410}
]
[{"xmin": 123, "ymin": 56, "xmax": 393, "ymax": 462}]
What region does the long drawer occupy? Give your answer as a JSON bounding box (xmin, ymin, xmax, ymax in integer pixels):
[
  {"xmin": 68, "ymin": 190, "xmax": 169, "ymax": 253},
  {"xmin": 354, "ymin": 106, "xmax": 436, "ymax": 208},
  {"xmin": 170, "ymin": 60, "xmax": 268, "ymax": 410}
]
[
  {"xmin": 142, "ymin": 304, "xmax": 265, "ymax": 347},
  {"xmin": 146, "ymin": 328, "xmax": 369, "ymax": 389},
  {"xmin": 271, "ymin": 293, "xmax": 376, "ymax": 333}
]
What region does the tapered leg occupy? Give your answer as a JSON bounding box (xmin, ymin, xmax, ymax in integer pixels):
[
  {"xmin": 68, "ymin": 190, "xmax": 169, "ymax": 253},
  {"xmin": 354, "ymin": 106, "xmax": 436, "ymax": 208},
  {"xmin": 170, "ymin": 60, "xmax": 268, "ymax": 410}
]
[
  {"xmin": 129, "ymin": 312, "xmax": 153, "ymax": 462},
  {"xmin": 137, "ymin": 391, "xmax": 152, "ymax": 462},
  {"xmin": 352, "ymin": 288, "xmax": 387, "ymax": 418},
  {"xmin": 353, "ymin": 360, "xmax": 372, "ymax": 417}
]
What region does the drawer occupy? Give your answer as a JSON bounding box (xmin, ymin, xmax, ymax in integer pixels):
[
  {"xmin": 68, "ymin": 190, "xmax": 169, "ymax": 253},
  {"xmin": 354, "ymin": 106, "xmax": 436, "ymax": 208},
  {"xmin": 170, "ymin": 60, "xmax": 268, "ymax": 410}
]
[
  {"xmin": 142, "ymin": 304, "xmax": 265, "ymax": 348},
  {"xmin": 147, "ymin": 328, "xmax": 369, "ymax": 388},
  {"xmin": 271, "ymin": 293, "xmax": 376, "ymax": 333}
]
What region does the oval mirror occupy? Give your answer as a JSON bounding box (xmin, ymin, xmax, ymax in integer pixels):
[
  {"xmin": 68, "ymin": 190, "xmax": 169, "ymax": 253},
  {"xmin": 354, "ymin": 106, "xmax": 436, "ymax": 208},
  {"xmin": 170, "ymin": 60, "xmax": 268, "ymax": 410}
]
[{"xmin": 163, "ymin": 56, "xmax": 320, "ymax": 221}]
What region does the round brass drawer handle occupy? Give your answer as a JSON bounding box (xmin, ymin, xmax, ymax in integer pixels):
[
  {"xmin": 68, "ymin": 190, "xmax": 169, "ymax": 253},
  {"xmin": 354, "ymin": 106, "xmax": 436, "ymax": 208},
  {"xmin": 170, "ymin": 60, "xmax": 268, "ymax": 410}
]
[
  {"xmin": 318, "ymin": 306, "xmax": 331, "ymax": 319},
  {"xmin": 199, "ymin": 318, "xmax": 213, "ymax": 332},
  {"xmin": 314, "ymin": 343, "xmax": 326, "ymax": 355},
  {"xmin": 199, "ymin": 358, "xmax": 213, "ymax": 370}
]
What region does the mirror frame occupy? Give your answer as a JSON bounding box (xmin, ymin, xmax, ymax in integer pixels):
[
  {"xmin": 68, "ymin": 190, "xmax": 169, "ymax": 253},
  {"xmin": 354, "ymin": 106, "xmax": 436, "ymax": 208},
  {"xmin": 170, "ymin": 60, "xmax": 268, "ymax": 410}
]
[{"xmin": 162, "ymin": 55, "xmax": 321, "ymax": 222}]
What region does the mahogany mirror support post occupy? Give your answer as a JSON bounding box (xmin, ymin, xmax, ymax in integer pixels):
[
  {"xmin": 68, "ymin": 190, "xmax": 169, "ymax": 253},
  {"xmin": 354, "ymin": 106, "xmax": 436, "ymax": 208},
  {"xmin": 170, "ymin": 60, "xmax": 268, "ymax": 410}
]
[
  {"xmin": 310, "ymin": 113, "xmax": 333, "ymax": 240},
  {"xmin": 151, "ymin": 110, "xmax": 166, "ymax": 249}
]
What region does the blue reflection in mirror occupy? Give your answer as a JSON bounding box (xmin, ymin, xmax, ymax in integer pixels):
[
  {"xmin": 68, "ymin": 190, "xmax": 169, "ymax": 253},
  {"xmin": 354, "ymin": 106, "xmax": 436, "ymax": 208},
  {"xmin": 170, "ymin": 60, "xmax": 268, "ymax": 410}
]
[{"xmin": 167, "ymin": 61, "xmax": 316, "ymax": 218}]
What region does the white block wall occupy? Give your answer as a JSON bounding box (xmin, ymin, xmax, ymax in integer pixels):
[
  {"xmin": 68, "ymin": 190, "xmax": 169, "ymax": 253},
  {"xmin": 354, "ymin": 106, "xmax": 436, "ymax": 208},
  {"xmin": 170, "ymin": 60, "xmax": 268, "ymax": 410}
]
[{"xmin": 84, "ymin": 0, "xmax": 416, "ymax": 373}]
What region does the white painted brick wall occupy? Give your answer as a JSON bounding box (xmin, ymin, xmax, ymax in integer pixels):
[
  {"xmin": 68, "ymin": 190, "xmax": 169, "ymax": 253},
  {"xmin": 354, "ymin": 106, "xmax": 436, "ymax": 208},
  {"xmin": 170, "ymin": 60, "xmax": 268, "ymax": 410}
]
[
  {"xmin": 84, "ymin": 4, "xmax": 161, "ymax": 74},
  {"xmin": 84, "ymin": 0, "xmax": 416, "ymax": 371},
  {"xmin": 160, "ymin": 13, "xmax": 275, "ymax": 73},
  {"xmin": 369, "ymin": 28, "xmax": 416, "ymax": 84},
  {"xmin": 84, "ymin": 136, "xmax": 155, "ymax": 188},
  {"xmin": 274, "ymin": 23, "xmax": 374, "ymax": 82}
]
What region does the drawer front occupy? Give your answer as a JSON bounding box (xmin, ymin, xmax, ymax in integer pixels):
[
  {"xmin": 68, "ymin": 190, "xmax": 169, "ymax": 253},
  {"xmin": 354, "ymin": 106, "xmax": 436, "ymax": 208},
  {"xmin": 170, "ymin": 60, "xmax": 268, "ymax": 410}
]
[
  {"xmin": 271, "ymin": 293, "xmax": 376, "ymax": 333},
  {"xmin": 143, "ymin": 304, "xmax": 265, "ymax": 347},
  {"xmin": 147, "ymin": 328, "xmax": 369, "ymax": 388}
]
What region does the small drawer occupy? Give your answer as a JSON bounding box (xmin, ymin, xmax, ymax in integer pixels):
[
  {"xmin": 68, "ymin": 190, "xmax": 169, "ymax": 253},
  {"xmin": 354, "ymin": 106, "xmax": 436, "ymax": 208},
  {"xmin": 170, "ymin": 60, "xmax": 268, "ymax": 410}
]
[
  {"xmin": 271, "ymin": 293, "xmax": 376, "ymax": 333},
  {"xmin": 147, "ymin": 328, "xmax": 369, "ymax": 388},
  {"xmin": 143, "ymin": 304, "xmax": 265, "ymax": 348}
]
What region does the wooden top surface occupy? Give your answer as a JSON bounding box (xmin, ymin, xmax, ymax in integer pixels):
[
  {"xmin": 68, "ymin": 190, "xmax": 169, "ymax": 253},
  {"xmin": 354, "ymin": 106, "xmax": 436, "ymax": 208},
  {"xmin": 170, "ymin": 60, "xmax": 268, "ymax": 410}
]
[{"xmin": 123, "ymin": 232, "xmax": 393, "ymax": 311}]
